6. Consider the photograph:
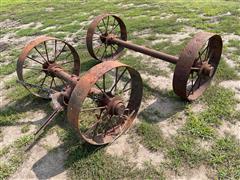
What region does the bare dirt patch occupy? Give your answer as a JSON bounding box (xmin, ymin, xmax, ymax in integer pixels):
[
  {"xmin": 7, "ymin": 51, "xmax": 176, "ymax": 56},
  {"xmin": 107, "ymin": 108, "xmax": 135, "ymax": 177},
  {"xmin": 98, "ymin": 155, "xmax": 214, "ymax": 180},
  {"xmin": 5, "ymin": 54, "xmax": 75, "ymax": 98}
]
[
  {"xmin": 191, "ymin": 102, "xmax": 207, "ymax": 113},
  {"xmin": 0, "ymin": 72, "xmax": 17, "ymax": 108},
  {"xmin": 219, "ymin": 80, "xmax": 240, "ymax": 101},
  {"xmin": 217, "ymin": 121, "xmax": 240, "ymax": 141},
  {"xmin": 0, "ymin": 19, "xmax": 20, "ymax": 29},
  {"xmin": 141, "ymin": 72, "xmax": 172, "ymax": 91},
  {"xmin": 10, "ymin": 132, "xmax": 67, "ymax": 180},
  {"xmin": 222, "ymin": 33, "xmax": 240, "ymax": 44},
  {"xmin": 167, "ymin": 165, "xmax": 210, "ymax": 180},
  {"xmin": 106, "ymin": 133, "xmax": 164, "ymax": 169},
  {"xmin": 0, "ymin": 110, "xmax": 46, "ymax": 148},
  {"xmin": 157, "ymin": 111, "xmax": 186, "ymax": 138}
]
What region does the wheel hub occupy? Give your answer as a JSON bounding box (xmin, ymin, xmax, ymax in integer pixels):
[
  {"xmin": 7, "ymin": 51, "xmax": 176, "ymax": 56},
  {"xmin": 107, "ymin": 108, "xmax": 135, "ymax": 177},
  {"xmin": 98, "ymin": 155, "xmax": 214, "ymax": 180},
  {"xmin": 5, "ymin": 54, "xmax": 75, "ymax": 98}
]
[
  {"xmin": 107, "ymin": 97, "xmax": 125, "ymax": 116},
  {"xmin": 100, "ymin": 33, "xmax": 108, "ymax": 44},
  {"xmin": 43, "ymin": 61, "xmax": 57, "ymax": 77},
  {"xmin": 200, "ymin": 62, "xmax": 215, "ymax": 77}
]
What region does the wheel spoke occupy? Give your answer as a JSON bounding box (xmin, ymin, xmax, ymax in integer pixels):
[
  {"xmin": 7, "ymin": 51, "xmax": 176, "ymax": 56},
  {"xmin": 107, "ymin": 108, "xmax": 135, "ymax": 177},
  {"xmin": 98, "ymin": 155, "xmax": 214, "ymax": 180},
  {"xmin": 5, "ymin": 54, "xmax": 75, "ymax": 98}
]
[
  {"xmin": 109, "ymin": 20, "xmax": 119, "ymax": 34},
  {"xmin": 50, "ymin": 77, "xmax": 54, "ymax": 89},
  {"xmin": 196, "ymin": 44, "xmax": 208, "ymax": 62},
  {"xmin": 101, "ymin": 18, "xmax": 107, "ymax": 33},
  {"xmin": 23, "ymin": 66, "xmax": 43, "ymax": 71},
  {"xmin": 123, "ymin": 87, "xmax": 131, "ymax": 93},
  {"xmin": 37, "ymin": 74, "xmax": 48, "ymax": 94},
  {"xmin": 106, "ymin": 16, "xmax": 109, "ymax": 32},
  {"xmin": 95, "ymin": 83, "xmax": 110, "ymax": 98},
  {"xmin": 197, "ymin": 76, "xmax": 202, "ymax": 88},
  {"xmin": 103, "ymin": 74, "xmax": 106, "ymax": 92},
  {"xmin": 85, "ymin": 110, "xmax": 108, "ymax": 135},
  {"xmin": 55, "ymin": 44, "xmax": 67, "ymax": 61},
  {"xmin": 44, "ymin": 41, "xmax": 49, "ymax": 62},
  {"xmin": 104, "ymin": 115, "xmax": 113, "ymax": 136},
  {"xmin": 34, "ymin": 47, "xmax": 47, "ymax": 63},
  {"xmin": 204, "ymin": 44, "xmax": 210, "ymax": 61},
  {"xmin": 59, "ymin": 60, "xmax": 74, "ymax": 66},
  {"xmin": 115, "ymin": 67, "xmax": 118, "ymax": 92},
  {"xmin": 187, "ymin": 72, "xmax": 195, "ymax": 96},
  {"xmin": 122, "ymin": 78, "xmax": 131, "ymax": 92},
  {"xmin": 110, "ymin": 68, "xmax": 127, "ymax": 93},
  {"xmin": 95, "ymin": 44, "xmax": 104, "ymax": 56},
  {"xmin": 54, "ymin": 40, "xmax": 57, "ymax": 59},
  {"xmin": 53, "ymin": 78, "xmax": 57, "ymax": 87},
  {"xmin": 81, "ymin": 106, "xmax": 106, "ymax": 112},
  {"xmin": 100, "ymin": 44, "xmax": 107, "ymax": 60},
  {"xmin": 187, "ymin": 73, "xmax": 202, "ymax": 97},
  {"xmin": 97, "ymin": 25, "xmax": 104, "ymax": 34},
  {"xmin": 39, "ymin": 74, "xmax": 48, "ymax": 87},
  {"xmin": 111, "ymin": 44, "xmax": 118, "ymax": 52},
  {"xmin": 111, "ymin": 18, "xmax": 116, "ymax": 32},
  {"xmin": 27, "ymin": 56, "xmax": 43, "ymax": 65}
]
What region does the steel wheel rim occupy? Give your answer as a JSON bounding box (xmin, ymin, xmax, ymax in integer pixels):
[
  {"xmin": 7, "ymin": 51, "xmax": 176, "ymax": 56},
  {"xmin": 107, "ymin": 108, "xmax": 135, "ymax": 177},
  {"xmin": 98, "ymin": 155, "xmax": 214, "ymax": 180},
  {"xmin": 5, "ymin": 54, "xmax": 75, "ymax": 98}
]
[
  {"xmin": 67, "ymin": 61, "xmax": 142, "ymax": 145},
  {"xmin": 86, "ymin": 13, "xmax": 127, "ymax": 61},
  {"xmin": 173, "ymin": 32, "xmax": 223, "ymax": 101},
  {"xmin": 17, "ymin": 36, "xmax": 80, "ymax": 99}
]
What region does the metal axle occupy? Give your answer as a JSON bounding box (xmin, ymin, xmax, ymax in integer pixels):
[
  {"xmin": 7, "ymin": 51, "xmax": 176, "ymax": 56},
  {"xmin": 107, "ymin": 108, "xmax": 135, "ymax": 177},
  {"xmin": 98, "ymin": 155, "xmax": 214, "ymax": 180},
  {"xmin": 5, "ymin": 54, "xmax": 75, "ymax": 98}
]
[{"xmin": 108, "ymin": 36, "xmax": 179, "ymax": 64}]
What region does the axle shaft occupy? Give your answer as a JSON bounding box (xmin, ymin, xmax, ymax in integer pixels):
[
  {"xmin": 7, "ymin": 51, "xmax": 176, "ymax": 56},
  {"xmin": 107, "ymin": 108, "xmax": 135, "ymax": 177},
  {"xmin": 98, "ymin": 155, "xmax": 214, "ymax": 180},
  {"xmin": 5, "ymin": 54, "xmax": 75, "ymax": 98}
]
[
  {"xmin": 109, "ymin": 37, "xmax": 179, "ymax": 64},
  {"xmin": 49, "ymin": 66, "xmax": 79, "ymax": 85}
]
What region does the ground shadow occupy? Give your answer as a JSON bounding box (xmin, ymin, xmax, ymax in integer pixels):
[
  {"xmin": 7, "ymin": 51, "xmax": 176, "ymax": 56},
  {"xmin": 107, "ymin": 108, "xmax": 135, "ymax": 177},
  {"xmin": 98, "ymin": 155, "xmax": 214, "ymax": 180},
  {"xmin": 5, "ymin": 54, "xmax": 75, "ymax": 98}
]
[
  {"xmin": 32, "ymin": 129, "xmax": 103, "ymax": 179},
  {"xmin": 32, "ymin": 144, "xmax": 66, "ymax": 179},
  {"xmin": 0, "ymin": 93, "xmax": 52, "ymax": 127},
  {"xmin": 139, "ymin": 83, "xmax": 188, "ymax": 123}
]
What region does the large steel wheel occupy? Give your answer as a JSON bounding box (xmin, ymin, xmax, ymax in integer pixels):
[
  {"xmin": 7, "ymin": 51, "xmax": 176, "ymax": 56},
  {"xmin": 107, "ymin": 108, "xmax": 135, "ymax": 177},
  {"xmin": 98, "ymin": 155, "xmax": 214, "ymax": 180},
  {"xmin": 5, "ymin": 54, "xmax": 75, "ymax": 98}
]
[
  {"xmin": 17, "ymin": 36, "xmax": 80, "ymax": 99},
  {"xmin": 67, "ymin": 61, "xmax": 142, "ymax": 145},
  {"xmin": 86, "ymin": 13, "xmax": 127, "ymax": 61},
  {"xmin": 173, "ymin": 32, "xmax": 222, "ymax": 101}
]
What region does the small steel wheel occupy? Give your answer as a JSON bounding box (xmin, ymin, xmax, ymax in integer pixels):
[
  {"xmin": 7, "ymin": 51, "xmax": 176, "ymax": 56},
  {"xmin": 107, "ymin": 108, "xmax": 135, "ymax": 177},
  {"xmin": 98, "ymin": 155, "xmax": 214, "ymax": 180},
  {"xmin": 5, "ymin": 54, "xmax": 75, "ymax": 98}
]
[
  {"xmin": 17, "ymin": 36, "xmax": 80, "ymax": 99},
  {"xmin": 173, "ymin": 32, "xmax": 222, "ymax": 101},
  {"xmin": 67, "ymin": 61, "xmax": 142, "ymax": 145},
  {"xmin": 86, "ymin": 13, "xmax": 127, "ymax": 61}
]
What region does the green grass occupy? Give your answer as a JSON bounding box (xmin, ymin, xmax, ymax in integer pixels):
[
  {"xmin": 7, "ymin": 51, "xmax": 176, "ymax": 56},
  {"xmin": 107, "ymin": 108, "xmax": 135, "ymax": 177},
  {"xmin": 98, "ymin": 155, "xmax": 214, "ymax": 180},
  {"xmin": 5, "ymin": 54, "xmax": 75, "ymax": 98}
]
[
  {"xmin": 215, "ymin": 59, "xmax": 239, "ymax": 81},
  {"xmin": 0, "ymin": 107, "xmax": 26, "ymax": 126},
  {"xmin": 0, "ymin": 63, "xmax": 16, "ymax": 76},
  {"xmin": 0, "ymin": 135, "xmax": 33, "ymax": 180},
  {"xmin": 0, "ymin": 49, "xmax": 20, "ymax": 76},
  {"xmin": 136, "ymin": 121, "xmax": 165, "ymax": 151},
  {"xmin": 121, "ymin": 55, "xmax": 169, "ymax": 77},
  {"xmin": 167, "ymin": 135, "xmax": 206, "ymax": 171},
  {"xmin": 20, "ymin": 124, "xmax": 30, "ymax": 133},
  {"xmin": 58, "ymin": 126, "xmax": 165, "ymax": 179},
  {"xmin": 16, "ymin": 28, "xmax": 43, "ymax": 37},
  {"xmin": 181, "ymin": 85, "xmax": 236, "ymax": 140},
  {"xmin": 208, "ymin": 136, "xmax": 240, "ymax": 179},
  {"xmin": 1, "ymin": 0, "xmax": 240, "ymax": 179},
  {"xmin": 183, "ymin": 112, "xmax": 215, "ymax": 139}
]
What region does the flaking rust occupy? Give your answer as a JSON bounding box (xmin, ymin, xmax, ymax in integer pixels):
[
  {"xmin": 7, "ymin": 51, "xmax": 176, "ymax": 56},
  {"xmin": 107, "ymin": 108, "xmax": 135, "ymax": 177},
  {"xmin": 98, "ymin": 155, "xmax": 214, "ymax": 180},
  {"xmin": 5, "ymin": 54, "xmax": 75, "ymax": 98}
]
[
  {"xmin": 17, "ymin": 36, "xmax": 143, "ymax": 147},
  {"xmin": 86, "ymin": 13, "xmax": 223, "ymax": 101}
]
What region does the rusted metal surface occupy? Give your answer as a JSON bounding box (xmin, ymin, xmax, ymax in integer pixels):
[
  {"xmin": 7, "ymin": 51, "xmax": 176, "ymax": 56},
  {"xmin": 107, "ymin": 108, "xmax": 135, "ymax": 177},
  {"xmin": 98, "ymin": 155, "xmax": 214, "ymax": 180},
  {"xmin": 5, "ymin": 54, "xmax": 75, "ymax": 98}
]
[
  {"xmin": 17, "ymin": 36, "xmax": 80, "ymax": 99},
  {"xmin": 173, "ymin": 32, "xmax": 222, "ymax": 100},
  {"xmin": 17, "ymin": 36, "xmax": 143, "ymax": 146},
  {"xmin": 67, "ymin": 60, "xmax": 142, "ymax": 145},
  {"xmin": 87, "ymin": 14, "xmax": 223, "ymax": 101},
  {"xmin": 109, "ymin": 37, "xmax": 179, "ymax": 64},
  {"xmin": 86, "ymin": 13, "xmax": 127, "ymax": 61}
]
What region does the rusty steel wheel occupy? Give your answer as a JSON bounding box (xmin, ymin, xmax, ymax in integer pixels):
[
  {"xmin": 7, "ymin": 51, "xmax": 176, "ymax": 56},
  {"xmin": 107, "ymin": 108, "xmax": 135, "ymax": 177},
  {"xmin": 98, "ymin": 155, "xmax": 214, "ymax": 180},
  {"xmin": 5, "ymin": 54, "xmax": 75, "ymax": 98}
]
[
  {"xmin": 86, "ymin": 13, "xmax": 127, "ymax": 61},
  {"xmin": 17, "ymin": 36, "xmax": 80, "ymax": 99},
  {"xmin": 67, "ymin": 61, "xmax": 142, "ymax": 145},
  {"xmin": 173, "ymin": 32, "xmax": 222, "ymax": 101}
]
